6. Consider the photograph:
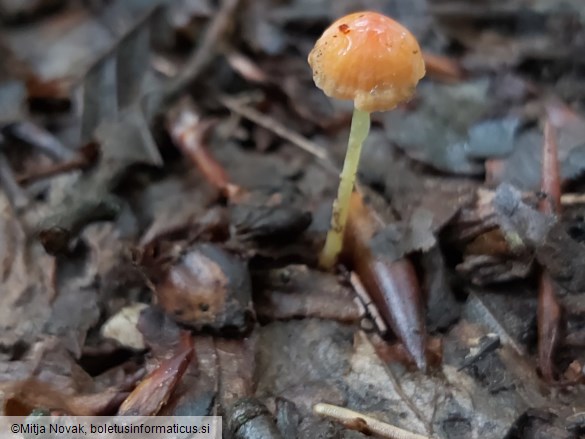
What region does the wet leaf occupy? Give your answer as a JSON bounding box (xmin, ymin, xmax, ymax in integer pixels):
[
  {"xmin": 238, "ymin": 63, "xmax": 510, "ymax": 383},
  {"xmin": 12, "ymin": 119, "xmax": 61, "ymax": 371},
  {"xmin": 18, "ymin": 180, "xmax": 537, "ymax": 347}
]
[
  {"xmin": 117, "ymin": 332, "xmax": 193, "ymax": 416},
  {"xmin": 0, "ymin": 340, "xmax": 133, "ymax": 416},
  {"xmin": 383, "ymin": 80, "xmax": 516, "ymax": 175},
  {"xmin": 489, "ymin": 104, "xmax": 585, "ymax": 191}
]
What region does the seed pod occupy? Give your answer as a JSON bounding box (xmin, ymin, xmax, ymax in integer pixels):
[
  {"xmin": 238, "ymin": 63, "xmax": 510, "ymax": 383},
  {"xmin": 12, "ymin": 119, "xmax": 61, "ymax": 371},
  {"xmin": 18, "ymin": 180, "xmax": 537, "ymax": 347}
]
[
  {"xmin": 344, "ymin": 192, "xmax": 427, "ymax": 371},
  {"xmin": 154, "ymin": 243, "xmax": 255, "ymax": 336}
]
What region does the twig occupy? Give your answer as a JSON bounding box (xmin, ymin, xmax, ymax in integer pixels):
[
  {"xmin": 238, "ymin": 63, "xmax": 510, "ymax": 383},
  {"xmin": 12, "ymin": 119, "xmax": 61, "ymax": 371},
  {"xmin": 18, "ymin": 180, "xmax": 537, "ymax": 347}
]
[
  {"xmin": 313, "ymin": 403, "xmax": 431, "ymax": 439},
  {"xmin": 539, "ymin": 121, "xmax": 561, "ymax": 215},
  {"xmin": 561, "ymin": 193, "xmax": 585, "ymax": 205},
  {"xmin": 163, "ymin": 0, "xmax": 241, "ymax": 103},
  {"xmin": 475, "ymin": 187, "xmax": 584, "ymax": 207},
  {"xmin": 16, "ymin": 157, "xmax": 86, "ymax": 186},
  {"xmin": 225, "ymin": 52, "xmax": 269, "ymax": 83},
  {"xmin": 6, "ymin": 121, "xmax": 74, "ymax": 161},
  {"xmin": 218, "ymin": 94, "xmax": 338, "ymax": 175},
  {"xmin": 167, "ymin": 98, "xmax": 241, "ymax": 198},
  {"xmin": 153, "ymin": 0, "xmax": 339, "ymax": 176},
  {"xmin": 350, "ymin": 272, "xmax": 388, "ymax": 334},
  {"xmin": 16, "ymin": 143, "xmax": 98, "ymax": 186},
  {"xmin": 537, "ymin": 119, "xmax": 562, "ymax": 382}
]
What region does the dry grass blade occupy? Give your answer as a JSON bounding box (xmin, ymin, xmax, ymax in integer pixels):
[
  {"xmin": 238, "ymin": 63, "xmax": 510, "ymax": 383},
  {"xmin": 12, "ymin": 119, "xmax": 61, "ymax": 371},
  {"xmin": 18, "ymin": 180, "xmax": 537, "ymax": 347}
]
[
  {"xmin": 163, "ymin": 0, "xmax": 242, "ymax": 103},
  {"xmin": 218, "ymin": 94, "xmax": 337, "ymax": 174},
  {"xmin": 560, "ymin": 193, "xmax": 585, "ymax": 205},
  {"xmin": 314, "ymin": 403, "xmax": 430, "ymax": 439},
  {"xmin": 537, "ymin": 118, "xmax": 563, "ymax": 382},
  {"xmin": 539, "ymin": 121, "xmax": 561, "ymax": 215}
]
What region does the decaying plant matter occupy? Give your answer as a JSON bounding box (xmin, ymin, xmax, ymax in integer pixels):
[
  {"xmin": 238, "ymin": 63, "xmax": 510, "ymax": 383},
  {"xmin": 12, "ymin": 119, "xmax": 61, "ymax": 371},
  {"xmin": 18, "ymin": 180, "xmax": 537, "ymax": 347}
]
[{"xmin": 1, "ymin": 1, "xmax": 585, "ymax": 438}]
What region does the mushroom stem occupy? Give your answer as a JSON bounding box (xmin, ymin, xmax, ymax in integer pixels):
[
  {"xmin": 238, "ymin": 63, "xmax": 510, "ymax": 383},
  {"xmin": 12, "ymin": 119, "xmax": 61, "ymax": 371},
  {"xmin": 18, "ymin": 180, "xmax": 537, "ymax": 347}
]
[{"xmin": 319, "ymin": 107, "xmax": 370, "ymax": 269}]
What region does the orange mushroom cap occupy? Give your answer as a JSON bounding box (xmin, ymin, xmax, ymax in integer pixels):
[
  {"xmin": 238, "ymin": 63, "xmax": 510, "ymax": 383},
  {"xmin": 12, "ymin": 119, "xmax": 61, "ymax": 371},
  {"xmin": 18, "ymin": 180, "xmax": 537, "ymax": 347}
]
[{"xmin": 308, "ymin": 11, "xmax": 425, "ymax": 113}]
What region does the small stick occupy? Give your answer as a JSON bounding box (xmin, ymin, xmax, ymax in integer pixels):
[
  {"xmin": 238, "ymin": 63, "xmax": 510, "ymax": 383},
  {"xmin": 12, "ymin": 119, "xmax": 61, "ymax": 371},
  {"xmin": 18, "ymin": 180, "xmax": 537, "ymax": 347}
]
[
  {"xmin": 16, "ymin": 147, "xmax": 96, "ymax": 186},
  {"xmin": 539, "ymin": 121, "xmax": 561, "ymax": 215},
  {"xmin": 164, "ymin": 0, "xmax": 241, "ymax": 103},
  {"xmin": 350, "ymin": 272, "xmax": 388, "ymax": 334},
  {"xmin": 16, "ymin": 159, "xmax": 84, "ymax": 186},
  {"xmin": 167, "ymin": 98, "xmax": 240, "ymax": 198},
  {"xmin": 314, "ymin": 403, "xmax": 430, "ymax": 439},
  {"xmin": 6, "ymin": 121, "xmax": 74, "ymax": 161},
  {"xmin": 218, "ymin": 95, "xmax": 337, "ymax": 174},
  {"xmin": 537, "ymin": 119, "xmax": 562, "ymax": 382},
  {"xmin": 225, "ymin": 52, "xmax": 269, "ymax": 83},
  {"xmin": 560, "ymin": 193, "xmax": 585, "ymax": 205},
  {"xmin": 475, "ymin": 187, "xmax": 585, "ymax": 207}
]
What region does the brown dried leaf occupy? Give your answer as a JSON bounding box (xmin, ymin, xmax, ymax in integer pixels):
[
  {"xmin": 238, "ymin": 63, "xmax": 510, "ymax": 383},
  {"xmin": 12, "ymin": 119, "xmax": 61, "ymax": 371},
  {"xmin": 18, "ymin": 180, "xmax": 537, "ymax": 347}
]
[
  {"xmin": 118, "ymin": 332, "xmax": 194, "ymax": 416},
  {"xmin": 0, "ymin": 196, "xmax": 55, "ymax": 351}
]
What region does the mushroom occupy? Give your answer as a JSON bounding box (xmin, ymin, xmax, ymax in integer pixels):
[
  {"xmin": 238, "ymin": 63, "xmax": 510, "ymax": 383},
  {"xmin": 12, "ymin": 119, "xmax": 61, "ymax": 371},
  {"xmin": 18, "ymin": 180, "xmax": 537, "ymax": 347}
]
[{"xmin": 309, "ymin": 11, "xmax": 425, "ymax": 269}]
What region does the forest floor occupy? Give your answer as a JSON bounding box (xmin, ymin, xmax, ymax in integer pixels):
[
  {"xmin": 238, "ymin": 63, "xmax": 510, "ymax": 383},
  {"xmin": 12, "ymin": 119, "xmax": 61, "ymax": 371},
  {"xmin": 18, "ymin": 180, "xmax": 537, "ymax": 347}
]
[{"xmin": 0, "ymin": 1, "xmax": 585, "ymax": 438}]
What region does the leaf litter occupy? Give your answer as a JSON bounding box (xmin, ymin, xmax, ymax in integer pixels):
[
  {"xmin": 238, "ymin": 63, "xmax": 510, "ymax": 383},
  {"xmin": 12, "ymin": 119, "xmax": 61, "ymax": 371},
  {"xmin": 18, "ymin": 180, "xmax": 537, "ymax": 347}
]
[{"xmin": 0, "ymin": 1, "xmax": 584, "ymax": 438}]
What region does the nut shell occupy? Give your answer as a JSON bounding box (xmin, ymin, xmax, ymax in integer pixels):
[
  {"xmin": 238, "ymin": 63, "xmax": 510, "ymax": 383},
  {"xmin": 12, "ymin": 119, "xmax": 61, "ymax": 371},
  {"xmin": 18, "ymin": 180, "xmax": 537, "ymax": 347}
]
[{"xmin": 308, "ymin": 11, "xmax": 425, "ymax": 112}]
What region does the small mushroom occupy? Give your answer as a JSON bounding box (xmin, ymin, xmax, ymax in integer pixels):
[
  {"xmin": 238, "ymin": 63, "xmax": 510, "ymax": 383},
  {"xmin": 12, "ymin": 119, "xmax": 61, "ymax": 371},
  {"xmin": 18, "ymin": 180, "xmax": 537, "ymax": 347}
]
[{"xmin": 308, "ymin": 11, "xmax": 425, "ymax": 269}]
